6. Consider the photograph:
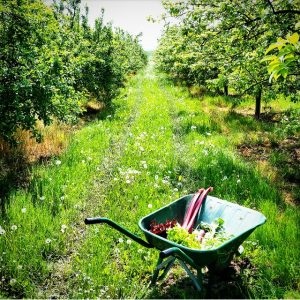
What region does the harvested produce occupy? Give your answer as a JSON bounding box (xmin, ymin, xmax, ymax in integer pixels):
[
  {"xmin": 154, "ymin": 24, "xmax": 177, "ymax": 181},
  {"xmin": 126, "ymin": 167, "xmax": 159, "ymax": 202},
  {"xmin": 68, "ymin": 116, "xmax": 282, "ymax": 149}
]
[
  {"xmin": 167, "ymin": 218, "xmax": 233, "ymax": 250},
  {"xmin": 149, "ymin": 188, "xmax": 233, "ymax": 249},
  {"xmin": 182, "ymin": 187, "xmax": 213, "ymax": 232},
  {"xmin": 149, "ymin": 219, "xmax": 177, "ymax": 237}
]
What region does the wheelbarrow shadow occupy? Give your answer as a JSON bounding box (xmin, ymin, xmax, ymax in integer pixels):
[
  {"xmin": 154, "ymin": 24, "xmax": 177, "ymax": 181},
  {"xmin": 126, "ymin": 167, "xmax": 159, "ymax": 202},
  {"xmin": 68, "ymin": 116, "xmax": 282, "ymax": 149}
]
[{"xmin": 146, "ymin": 260, "xmax": 250, "ymax": 299}]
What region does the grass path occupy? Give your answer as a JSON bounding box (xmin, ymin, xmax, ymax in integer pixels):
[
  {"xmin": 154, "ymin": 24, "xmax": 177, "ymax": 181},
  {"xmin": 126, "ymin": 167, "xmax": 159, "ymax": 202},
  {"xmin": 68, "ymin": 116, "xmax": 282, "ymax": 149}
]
[{"xmin": 1, "ymin": 64, "xmax": 299, "ymax": 299}]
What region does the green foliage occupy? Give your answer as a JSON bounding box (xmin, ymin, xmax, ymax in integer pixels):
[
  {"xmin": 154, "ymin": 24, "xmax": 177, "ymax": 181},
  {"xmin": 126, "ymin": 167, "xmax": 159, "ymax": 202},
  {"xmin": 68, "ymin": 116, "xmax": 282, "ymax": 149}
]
[
  {"xmin": 263, "ymin": 32, "xmax": 300, "ymax": 88},
  {"xmin": 0, "ymin": 0, "xmax": 147, "ymax": 143},
  {"xmin": 154, "ymin": 0, "xmax": 300, "ymax": 116}
]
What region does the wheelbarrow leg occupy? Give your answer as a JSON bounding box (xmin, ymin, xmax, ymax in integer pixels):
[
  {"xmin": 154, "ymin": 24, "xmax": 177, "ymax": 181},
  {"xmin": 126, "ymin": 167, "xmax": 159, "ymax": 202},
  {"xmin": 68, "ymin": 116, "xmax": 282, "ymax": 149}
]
[
  {"xmin": 151, "ymin": 256, "xmax": 176, "ymax": 285},
  {"xmin": 178, "ymin": 260, "xmax": 202, "ymax": 292},
  {"xmin": 151, "ymin": 247, "xmax": 203, "ymax": 292}
]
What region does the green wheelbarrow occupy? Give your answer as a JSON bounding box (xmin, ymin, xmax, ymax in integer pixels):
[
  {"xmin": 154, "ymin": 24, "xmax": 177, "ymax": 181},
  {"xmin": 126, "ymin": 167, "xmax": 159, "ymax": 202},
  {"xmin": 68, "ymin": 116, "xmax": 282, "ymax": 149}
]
[{"xmin": 85, "ymin": 194, "xmax": 266, "ymax": 292}]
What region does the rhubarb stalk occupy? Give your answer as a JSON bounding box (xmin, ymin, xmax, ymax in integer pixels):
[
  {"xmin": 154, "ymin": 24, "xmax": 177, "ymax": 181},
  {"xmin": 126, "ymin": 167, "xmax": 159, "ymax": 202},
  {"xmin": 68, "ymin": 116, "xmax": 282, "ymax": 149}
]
[
  {"xmin": 182, "ymin": 188, "xmax": 204, "ymax": 228},
  {"xmin": 186, "ymin": 187, "xmax": 213, "ymax": 233}
]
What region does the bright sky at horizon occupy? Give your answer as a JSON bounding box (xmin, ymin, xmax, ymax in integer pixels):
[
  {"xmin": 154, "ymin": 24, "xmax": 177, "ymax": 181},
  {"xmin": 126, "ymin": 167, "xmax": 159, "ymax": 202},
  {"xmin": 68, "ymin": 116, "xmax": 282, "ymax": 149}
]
[{"xmin": 81, "ymin": 0, "xmax": 165, "ymax": 51}]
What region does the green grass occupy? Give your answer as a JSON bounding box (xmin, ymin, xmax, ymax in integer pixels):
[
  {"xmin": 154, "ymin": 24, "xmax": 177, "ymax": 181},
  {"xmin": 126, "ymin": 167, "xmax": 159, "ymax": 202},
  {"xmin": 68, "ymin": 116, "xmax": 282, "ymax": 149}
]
[{"xmin": 0, "ymin": 64, "xmax": 299, "ymax": 298}]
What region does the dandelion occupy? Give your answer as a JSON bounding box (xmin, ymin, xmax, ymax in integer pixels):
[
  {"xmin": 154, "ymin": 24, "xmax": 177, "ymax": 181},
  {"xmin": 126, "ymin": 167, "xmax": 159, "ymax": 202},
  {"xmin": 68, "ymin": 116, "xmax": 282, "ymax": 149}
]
[
  {"xmin": 222, "ymin": 176, "xmax": 228, "ymax": 181},
  {"xmin": 206, "ymin": 132, "xmax": 212, "ymax": 136},
  {"xmin": 148, "ymin": 204, "xmax": 153, "ymax": 209},
  {"xmin": 11, "ymin": 225, "xmax": 17, "ymax": 231},
  {"xmin": 237, "ymin": 179, "xmax": 241, "ymax": 184},
  {"xmin": 39, "ymin": 196, "xmax": 45, "ymax": 201},
  {"xmin": 191, "ymin": 125, "xmax": 197, "ymax": 130},
  {"xmin": 113, "ymin": 177, "xmax": 118, "ymax": 181},
  {"xmin": 173, "ymin": 188, "xmax": 179, "ymax": 192},
  {"xmin": 17, "ymin": 265, "xmax": 22, "ymax": 270},
  {"xmin": 202, "ymin": 149, "xmax": 209, "ymax": 156},
  {"xmin": 61, "ymin": 224, "xmax": 67, "ymax": 233},
  {"xmin": 82, "ymin": 160, "xmax": 86, "ymax": 164},
  {"xmin": 45, "ymin": 238, "xmax": 52, "ymax": 244},
  {"xmin": 0, "ymin": 226, "xmax": 5, "ymax": 235},
  {"xmin": 55, "ymin": 160, "xmax": 61, "ymax": 166},
  {"xmin": 137, "ymin": 249, "xmax": 143, "ymax": 254},
  {"xmin": 118, "ymin": 238, "xmax": 124, "ymax": 243},
  {"xmin": 96, "ymin": 167, "xmax": 101, "ymax": 171},
  {"xmin": 143, "ymin": 163, "xmax": 147, "ymax": 169},
  {"xmin": 126, "ymin": 239, "xmax": 132, "ymax": 245},
  {"xmin": 126, "ymin": 179, "xmax": 131, "ymax": 184},
  {"xmin": 154, "ymin": 183, "xmax": 159, "ymax": 188},
  {"xmin": 60, "ymin": 196, "xmax": 65, "ymax": 200},
  {"xmin": 155, "ymin": 175, "xmax": 159, "ymax": 180},
  {"xmin": 21, "ymin": 207, "xmax": 26, "ymax": 213},
  {"xmin": 9, "ymin": 279, "xmax": 17, "ymax": 285}
]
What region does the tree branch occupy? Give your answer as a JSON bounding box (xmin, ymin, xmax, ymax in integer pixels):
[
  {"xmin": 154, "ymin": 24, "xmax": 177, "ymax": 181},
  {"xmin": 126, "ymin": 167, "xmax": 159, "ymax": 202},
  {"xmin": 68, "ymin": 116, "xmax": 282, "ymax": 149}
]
[{"xmin": 265, "ymin": 0, "xmax": 300, "ymax": 15}]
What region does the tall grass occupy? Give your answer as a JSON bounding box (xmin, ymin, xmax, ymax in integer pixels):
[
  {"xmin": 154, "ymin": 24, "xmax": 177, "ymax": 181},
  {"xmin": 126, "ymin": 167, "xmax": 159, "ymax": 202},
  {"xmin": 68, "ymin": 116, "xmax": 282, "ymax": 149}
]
[{"xmin": 0, "ymin": 65, "xmax": 299, "ymax": 298}]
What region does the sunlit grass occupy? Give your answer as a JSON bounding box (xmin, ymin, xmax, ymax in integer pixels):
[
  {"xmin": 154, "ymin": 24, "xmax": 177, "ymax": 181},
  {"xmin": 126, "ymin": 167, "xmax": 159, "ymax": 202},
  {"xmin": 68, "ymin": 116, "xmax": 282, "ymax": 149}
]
[{"xmin": 0, "ymin": 65, "xmax": 299, "ymax": 299}]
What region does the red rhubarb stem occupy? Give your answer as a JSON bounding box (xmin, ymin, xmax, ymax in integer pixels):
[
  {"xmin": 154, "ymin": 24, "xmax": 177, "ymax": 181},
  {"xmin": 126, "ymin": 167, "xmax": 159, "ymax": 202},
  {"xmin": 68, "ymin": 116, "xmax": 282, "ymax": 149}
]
[
  {"xmin": 186, "ymin": 187, "xmax": 213, "ymax": 233},
  {"xmin": 182, "ymin": 188, "xmax": 204, "ymax": 228}
]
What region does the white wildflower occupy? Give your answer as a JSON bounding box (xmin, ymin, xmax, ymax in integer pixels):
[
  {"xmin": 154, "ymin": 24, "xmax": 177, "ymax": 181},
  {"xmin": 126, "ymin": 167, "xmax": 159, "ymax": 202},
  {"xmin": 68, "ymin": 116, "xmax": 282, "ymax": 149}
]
[
  {"xmin": 81, "ymin": 160, "xmax": 86, "ymax": 164},
  {"xmin": 60, "ymin": 196, "xmax": 65, "ymax": 200},
  {"xmin": 222, "ymin": 176, "xmax": 228, "ymax": 181},
  {"xmin": 173, "ymin": 188, "xmax": 178, "ymax": 192},
  {"xmin": 137, "ymin": 249, "xmax": 143, "ymax": 254},
  {"xmin": 118, "ymin": 238, "xmax": 124, "ymax": 243},
  {"xmin": 39, "ymin": 196, "xmax": 45, "ymax": 201},
  {"xmin": 113, "ymin": 177, "xmax": 118, "ymax": 181},
  {"xmin": 126, "ymin": 179, "xmax": 131, "ymax": 184},
  {"xmin": 17, "ymin": 265, "xmax": 22, "ymax": 270},
  {"xmin": 11, "ymin": 225, "xmax": 17, "ymax": 231},
  {"xmin": 45, "ymin": 238, "xmax": 52, "ymax": 244},
  {"xmin": 237, "ymin": 179, "xmax": 241, "ymax": 184},
  {"xmin": 143, "ymin": 163, "xmax": 147, "ymax": 169},
  {"xmin": 9, "ymin": 279, "xmax": 17, "ymax": 285},
  {"xmin": 126, "ymin": 239, "xmax": 132, "ymax": 245},
  {"xmin": 206, "ymin": 132, "xmax": 212, "ymax": 136},
  {"xmin": 191, "ymin": 125, "xmax": 197, "ymax": 130},
  {"xmin": 202, "ymin": 149, "xmax": 209, "ymax": 156},
  {"xmin": 87, "ymin": 156, "xmax": 92, "ymax": 161},
  {"xmin": 55, "ymin": 160, "xmax": 61, "ymax": 166},
  {"xmin": 0, "ymin": 226, "xmax": 5, "ymax": 235},
  {"xmin": 21, "ymin": 207, "xmax": 26, "ymax": 213},
  {"xmin": 61, "ymin": 224, "xmax": 67, "ymax": 233},
  {"xmin": 155, "ymin": 175, "xmax": 159, "ymax": 180},
  {"xmin": 148, "ymin": 204, "xmax": 153, "ymax": 209}
]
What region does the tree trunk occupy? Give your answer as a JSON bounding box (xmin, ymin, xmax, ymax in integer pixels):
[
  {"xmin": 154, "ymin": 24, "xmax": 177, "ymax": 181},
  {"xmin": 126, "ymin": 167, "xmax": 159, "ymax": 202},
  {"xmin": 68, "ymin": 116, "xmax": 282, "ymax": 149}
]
[
  {"xmin": 224, "ymin": 83, "xmax": 228, "ymax": 96},
  {"xmin": 255, "ymin": 88, "xmax": 262, "ymax": 119}
]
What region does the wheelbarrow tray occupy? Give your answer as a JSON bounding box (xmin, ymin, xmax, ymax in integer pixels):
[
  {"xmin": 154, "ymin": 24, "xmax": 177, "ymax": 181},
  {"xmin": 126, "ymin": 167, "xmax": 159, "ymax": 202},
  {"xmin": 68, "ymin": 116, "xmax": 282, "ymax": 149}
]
[{"xmin": 139, "ymin": 194, "xmax": 266, "ymax": 269}]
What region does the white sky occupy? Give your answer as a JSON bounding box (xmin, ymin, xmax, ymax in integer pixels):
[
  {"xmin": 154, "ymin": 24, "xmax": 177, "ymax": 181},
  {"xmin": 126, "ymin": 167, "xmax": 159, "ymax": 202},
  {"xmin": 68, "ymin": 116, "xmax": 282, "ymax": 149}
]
[{"xmin": 82, "ymin": 0, "xmax": 164, "ymax": 51}]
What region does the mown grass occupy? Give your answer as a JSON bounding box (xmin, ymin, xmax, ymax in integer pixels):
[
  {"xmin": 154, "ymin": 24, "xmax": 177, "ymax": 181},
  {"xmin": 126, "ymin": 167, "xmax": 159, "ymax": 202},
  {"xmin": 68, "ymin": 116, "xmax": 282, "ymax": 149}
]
[{"xmin": 0, "ymin": 64, "xmax": 299, "ymax": 299}]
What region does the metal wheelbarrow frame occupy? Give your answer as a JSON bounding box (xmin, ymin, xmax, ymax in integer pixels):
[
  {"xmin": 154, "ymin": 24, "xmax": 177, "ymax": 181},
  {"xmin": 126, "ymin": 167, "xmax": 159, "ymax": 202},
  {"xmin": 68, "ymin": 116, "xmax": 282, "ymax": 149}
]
[{"xmin": 85, "ymin": 194, "xmax": 266, "ymax": 292}]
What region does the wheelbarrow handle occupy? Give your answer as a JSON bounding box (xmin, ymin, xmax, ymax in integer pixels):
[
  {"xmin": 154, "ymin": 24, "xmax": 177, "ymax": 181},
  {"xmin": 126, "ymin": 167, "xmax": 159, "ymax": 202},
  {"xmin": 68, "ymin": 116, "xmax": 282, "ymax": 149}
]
[
  {"xmin": 160, "ymin": 247, "xmax": 198, "ymax": 270},
  {"xmin": 84, "ymin": 217, "xmax": 154, "ymax": 249}
]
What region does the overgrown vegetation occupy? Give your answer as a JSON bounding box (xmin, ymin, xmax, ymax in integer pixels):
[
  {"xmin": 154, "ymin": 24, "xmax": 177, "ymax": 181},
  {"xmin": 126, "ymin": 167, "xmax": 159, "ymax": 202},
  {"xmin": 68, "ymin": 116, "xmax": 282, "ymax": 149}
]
[
  {"xmin": 0, "ymin": 0, "xmax": 147, "ymax": 143},
  {"xmin": 0, "ymin": 63, "xmax": 299, "ymax": 298},
  {"xmin": 154, "ymin": 0, "xmax": 300, "ymax": 118}
]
